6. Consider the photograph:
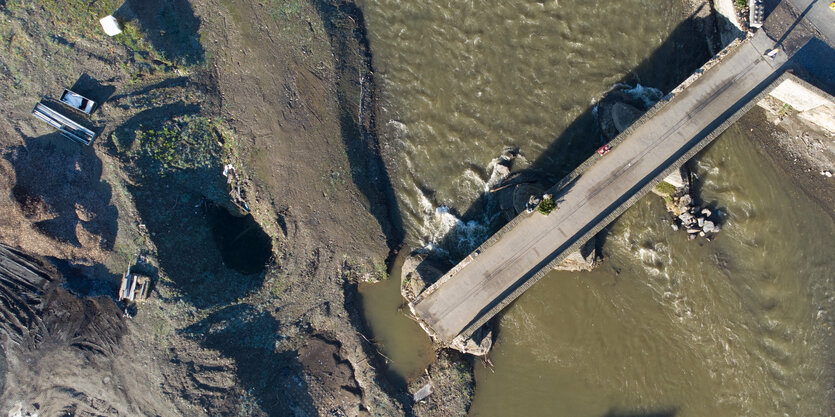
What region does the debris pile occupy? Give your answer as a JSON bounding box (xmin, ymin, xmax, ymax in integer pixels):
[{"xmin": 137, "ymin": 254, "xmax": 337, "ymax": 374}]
[
  {"xmin": 118, "ymin": 271, "xmax": 151, "ymax": 303},
  {"xmin": 669, "ymin": 194, "xmax": 722, "ymax": 240}
]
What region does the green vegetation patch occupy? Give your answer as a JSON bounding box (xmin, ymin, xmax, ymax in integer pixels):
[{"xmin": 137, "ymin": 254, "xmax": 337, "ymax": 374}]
[
  {"xmin": 654, "ymin": 180, "xmax": 676, "ymax": 196},
  {"xmin": 268, "ymin": 0, "xmax": 303, "ymax": 19},
  {"xmin": 778, "ymin": 102, "xmax": 794, "ymax": 116},
  {"xmin": 133, "ymin": 116, "xmax": 232, "ymax": 174},
  {"xmin": 537, "ymin": 196, "xmax": 557, "ymax": 215},
  {"xmin": 5, "ymin": 0, "xmax": 121, "ymax": 39},
  {"xmin": 654, "ymin": 180, "xmax": 678, "ymax": 204},
  {"xmin": 115, "ymin": 22, "xmax": 171, "ymax": 69}
]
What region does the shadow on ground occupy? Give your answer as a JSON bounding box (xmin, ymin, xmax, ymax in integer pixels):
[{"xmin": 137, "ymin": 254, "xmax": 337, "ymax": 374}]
[
  {"xmin": 116, "ymin": 0, "xmax": 205, "ymax": 66},
  {"xmin": 181, "ymin": 304, "xmax": 319, "ymax": 416},
  {"xmin": 129, "ymin": 166, "xmax": 270, "ymax": 308},
  {"xmin": 315, "ymin": 4, "xmax": 416, "ymax": 407},
  {"xmin": 4, "ymin": 135, "xmax": 118, "ymax": 250},
  {"xmin": 68, "ymin": 74, "xmax": 117, "ymax": 114},
  {"xmin": 50, "ymin": 258, "xmax": 121, "ymax": 298},
  {"xmin": 314, "ymin": 0, "xmax": 404, "ymax": 251},
  {"xmin": 790, "ymin": 38, "xmax": 835, "ymax": 93}
]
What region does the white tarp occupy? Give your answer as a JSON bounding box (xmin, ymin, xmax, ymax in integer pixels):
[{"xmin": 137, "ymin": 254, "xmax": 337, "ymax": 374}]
[
  {"xmin": 63, "ymin": 92, "xmax": 83, "ymax": 108},
  {"xmin": 99, "ymin": 15, "xmax": 122, "ymax": 36},
  {"xmin": 413, "ymin": 383, "xmax": 432, "ymax": 403}
]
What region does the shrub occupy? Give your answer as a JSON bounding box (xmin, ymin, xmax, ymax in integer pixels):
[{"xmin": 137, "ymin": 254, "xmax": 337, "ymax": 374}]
[
  {"xmin": 537, "ymin": 196, "xmax": 556, "ymax": 215},
  {"xmin": 134, "ymin": 116, "xmax": 229, "ymax": 174}
]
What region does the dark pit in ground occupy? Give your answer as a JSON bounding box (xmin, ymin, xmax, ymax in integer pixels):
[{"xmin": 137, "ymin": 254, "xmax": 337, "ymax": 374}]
[
  {"xmin": 53, "ymin": 259, "xmax": 117, "ymax": 298},
  {"xmin": 207, "ymin": 203, "xmax": 272, "ymax": 275}
]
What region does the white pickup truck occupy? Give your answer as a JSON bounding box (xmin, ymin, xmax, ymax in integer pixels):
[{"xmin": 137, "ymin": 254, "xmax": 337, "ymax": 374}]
[{"xmin": 60, "ymin": 89, "xmax": 96, "ymax": 114}]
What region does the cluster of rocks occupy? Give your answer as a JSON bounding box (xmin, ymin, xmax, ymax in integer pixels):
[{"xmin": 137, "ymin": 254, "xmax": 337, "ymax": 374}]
[{"xmin": 669, "ymin": 194, "xmax": 721, "ymax": 240}]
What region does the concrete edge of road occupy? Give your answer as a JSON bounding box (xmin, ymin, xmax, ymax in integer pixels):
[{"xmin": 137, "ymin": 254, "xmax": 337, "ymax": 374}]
[
  {"xmin": 452, "ymin": 67, "xmax": 795, "ymax": 343},
  {"xmin": 410, "ymin": 36, "xmax": 752, "ymax": 315},
  {"xmin": 545, "ymin": 36, "xmax": 751, "ymax": 198},
  {"xmin": 780, "ymin": 70, "xmax": 835, "ymax": 104}
]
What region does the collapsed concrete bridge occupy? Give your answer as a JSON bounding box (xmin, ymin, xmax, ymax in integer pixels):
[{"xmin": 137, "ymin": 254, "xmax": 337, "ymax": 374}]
[{"xmin": 409, "ymin": 29, "xmax": 799, "ymax": 344}]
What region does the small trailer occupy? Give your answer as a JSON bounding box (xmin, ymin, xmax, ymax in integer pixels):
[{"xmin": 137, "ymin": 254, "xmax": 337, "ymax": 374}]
[
  {"xmin": 59, "ymin": 89, "xmax": 96, "ymax": 114},
  {"xmin": 31, "ymin": 102, "xmax": 96, "ymax": 145}
]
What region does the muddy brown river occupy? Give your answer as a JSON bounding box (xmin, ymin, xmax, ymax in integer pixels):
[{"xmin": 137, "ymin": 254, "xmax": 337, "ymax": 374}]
[{"xmin": 356, "ymin": 0, "xmax": 835, "ymax": 415}]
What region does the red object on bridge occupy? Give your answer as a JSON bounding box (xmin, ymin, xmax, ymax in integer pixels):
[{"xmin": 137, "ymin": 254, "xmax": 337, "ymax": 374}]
[{"xmin": 597, "ymin": 144, "xmax": 611, "ymax": 155}]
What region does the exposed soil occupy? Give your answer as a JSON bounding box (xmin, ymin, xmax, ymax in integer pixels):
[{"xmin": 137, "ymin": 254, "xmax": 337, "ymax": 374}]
[{"xmin": 0, "ymin": 0, "xmax": 405, "ymax": 415}]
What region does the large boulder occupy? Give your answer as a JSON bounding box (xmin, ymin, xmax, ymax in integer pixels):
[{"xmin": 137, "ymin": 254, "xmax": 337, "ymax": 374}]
[{"xmin": 612, "ymin": 101, "xmax": 644, "ymax": 133}]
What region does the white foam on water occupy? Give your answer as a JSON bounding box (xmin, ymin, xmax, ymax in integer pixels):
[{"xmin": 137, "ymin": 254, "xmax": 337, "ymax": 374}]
[
  {"xmin": 386, "ymin": 119, "xmax": 409, "ymax": 137},
  {"xmin": 458, "ymin": 168, "xmax": 489, "ymax": 197},
  {"xmin": 410, "ymin": 150, "xmax": 516, "ymax": 256},
  {"xmin": 618, "ymin": 83, "xmax": 664, "ymax": 108},
  {"xmin": 485, "ymin": 158, "xmax": 508, "ymax": 189},
  {"xmin": 416, "ymin": 199, "xmax": 489, "ymax": 256}
]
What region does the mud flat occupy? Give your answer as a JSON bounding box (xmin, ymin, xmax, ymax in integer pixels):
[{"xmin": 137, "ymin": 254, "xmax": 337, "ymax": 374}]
[{"xmin": 741, "ymin": 106, "xmax": 835, "ymax": 214}]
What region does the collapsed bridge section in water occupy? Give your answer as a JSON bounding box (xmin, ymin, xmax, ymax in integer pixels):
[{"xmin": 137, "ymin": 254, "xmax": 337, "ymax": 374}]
[{"xmin": 410, "ymin": 29, "xmax": 797, "ymax": 344}]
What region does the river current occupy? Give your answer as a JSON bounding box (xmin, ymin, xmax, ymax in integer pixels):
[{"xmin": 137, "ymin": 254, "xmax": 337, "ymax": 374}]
[{"xmin": 355, "ymin": 0, "xmax": 835, "ymax": 415}]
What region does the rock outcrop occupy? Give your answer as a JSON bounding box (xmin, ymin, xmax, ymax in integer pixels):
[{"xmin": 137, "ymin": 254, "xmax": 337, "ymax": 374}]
[{"xmin": 652, "ymin": 168, "xmax": 723, "ymax": 240}]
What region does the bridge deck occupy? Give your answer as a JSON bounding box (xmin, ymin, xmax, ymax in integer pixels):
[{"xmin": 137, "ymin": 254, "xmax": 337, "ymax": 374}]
[{"xmin": 411, "ymin": 31, "xmax": 787, "ymax": 343}]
